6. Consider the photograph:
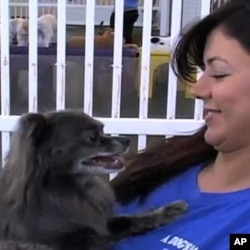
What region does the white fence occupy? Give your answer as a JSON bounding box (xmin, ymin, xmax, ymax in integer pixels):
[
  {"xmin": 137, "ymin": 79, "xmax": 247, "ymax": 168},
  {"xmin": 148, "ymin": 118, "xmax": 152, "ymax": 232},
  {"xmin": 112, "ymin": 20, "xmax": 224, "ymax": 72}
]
[
  {"xmin": 8, "ymin": 0, "xmax": 209, "ymax": 36},
  {"xmin": 9, "ymin": 0, "xmax": 162, "ymax": 28},
  {"xmin": 0, "ymin": 0, "xmax": 211, "ymax": 165}
]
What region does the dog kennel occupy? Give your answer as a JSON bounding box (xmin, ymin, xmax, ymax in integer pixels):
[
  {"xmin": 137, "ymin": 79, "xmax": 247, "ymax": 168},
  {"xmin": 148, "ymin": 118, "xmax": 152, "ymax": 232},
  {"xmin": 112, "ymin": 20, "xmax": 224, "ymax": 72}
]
[{"xmin": 0, "ymin": 0, "xmax": 212, "ymax": 165}]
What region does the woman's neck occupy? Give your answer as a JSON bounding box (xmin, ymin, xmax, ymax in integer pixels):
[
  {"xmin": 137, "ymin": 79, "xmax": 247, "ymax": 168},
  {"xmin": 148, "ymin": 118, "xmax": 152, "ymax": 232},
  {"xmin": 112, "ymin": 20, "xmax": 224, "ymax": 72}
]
[{"xmin": 199, "ymin": 146, "xmax": 250, "ymax": 193}]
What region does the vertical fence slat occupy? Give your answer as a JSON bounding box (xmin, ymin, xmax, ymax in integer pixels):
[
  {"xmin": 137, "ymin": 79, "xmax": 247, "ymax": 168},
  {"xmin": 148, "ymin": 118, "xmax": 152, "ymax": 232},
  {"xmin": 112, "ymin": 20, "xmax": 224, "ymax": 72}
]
[
  {"xmin": 56, "ymin": 0, "xmax": 66, "ymax": 110},
  {"xmin": 84, "ymin": 0, "xmax": 95, "ymax": 116},
  {"xmin": 200, "ymin": 0, "xmax": 212, "ymax": 19},
  {"xmin": 166, "ymin": 0, "xmax": 182, "ymax": 124},
  {"xmin": 159, "ymin": 0, "xmax": 170, "ymax": 36},
  {"xmin": 111, "ymin": 0, "xmax": 124, "ymax": 119},
  {"xmin": 1, "ymin": 0, "xmax": 11, "ymax": 166},
  {"xmin": 29, "ymin": 0, "xmax": 38, "ymax": 112},
  {"xmin": 194, "ymin": 0, "xmax": 211, "ymax": 120},
  {"xmin": 138, "ymin": 0, "xmax": 153, "ymax": 150},
  {"xmin": 108, "ymin": 0, "xmax": 125, "ymax": 182}
]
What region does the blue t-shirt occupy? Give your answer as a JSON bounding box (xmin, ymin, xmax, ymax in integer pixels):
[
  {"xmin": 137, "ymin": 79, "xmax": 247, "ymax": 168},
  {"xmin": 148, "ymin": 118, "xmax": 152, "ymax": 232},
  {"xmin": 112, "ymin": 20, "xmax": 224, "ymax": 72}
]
[
  {"xmin": 124, "ymin": 0, "xmax": 139, "ymax": 8},
  {"xmin": 113, "ymin": 163, "xmax": 250, "ymax": 250},
  {"xmin": 114, "ymin": 0, "xmax": 138, "ymax": 11}
]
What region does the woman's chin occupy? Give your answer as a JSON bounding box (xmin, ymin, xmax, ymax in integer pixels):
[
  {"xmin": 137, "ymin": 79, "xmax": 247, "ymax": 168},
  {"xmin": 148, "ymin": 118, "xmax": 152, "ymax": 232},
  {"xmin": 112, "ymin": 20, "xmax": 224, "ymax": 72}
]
[{"xmin": 204, "ymin": 128, "xmax": 225, "ymax": 150}]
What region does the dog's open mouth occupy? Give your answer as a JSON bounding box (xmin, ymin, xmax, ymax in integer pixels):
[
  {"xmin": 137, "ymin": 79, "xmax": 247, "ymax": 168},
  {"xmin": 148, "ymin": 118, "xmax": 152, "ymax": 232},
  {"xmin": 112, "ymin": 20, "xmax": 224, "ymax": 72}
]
[{"xmin": 82, "ymin": 154, "xmax": 125, "ymax": 172}]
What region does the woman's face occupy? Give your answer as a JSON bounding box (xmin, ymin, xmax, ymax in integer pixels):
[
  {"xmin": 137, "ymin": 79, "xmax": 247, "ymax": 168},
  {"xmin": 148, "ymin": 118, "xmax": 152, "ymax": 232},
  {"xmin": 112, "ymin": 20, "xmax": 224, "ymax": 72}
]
[{"xmin": 191, "ymin": 27, "xmax": 250, "ymax": 152}]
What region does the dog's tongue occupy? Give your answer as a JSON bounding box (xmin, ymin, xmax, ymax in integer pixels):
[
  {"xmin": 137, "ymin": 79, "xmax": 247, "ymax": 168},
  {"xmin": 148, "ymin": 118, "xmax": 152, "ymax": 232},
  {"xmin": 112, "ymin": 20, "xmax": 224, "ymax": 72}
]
[{"xmin": 92, "ymin": 155, "xmax": 124, "ymax": 170}]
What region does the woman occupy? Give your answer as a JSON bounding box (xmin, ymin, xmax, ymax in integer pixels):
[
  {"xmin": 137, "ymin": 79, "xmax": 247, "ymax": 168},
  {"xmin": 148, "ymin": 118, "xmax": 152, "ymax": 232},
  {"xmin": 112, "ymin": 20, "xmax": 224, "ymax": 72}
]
[
  {"xmin": 112, "ymin": 0, "xmax": 250, "ymax": 249},
  {"xmin": 109, "ymin": 0, "xmax": 139, "ymax": 44}
]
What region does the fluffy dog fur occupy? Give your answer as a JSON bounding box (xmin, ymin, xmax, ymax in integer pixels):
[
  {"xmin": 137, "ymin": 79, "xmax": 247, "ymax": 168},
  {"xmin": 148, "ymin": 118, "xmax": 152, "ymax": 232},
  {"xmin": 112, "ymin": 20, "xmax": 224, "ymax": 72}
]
[
  {"xmin": 9, "ymin": 18, "xmax": 29, "ymax": 46},
  {"xmin": 68, "ymin": 28, "xmax": 139, "ymax": 50},
  {"xmin": 0, "ymin": 110, "xmax": 188, "ymax": 250},
  {"xmin": 68, "ymin": 28, "xmax": 117, "ymax": 49},
  {"xmin": 37, "ymin": 14, "xmax": 57, "ymax": 47},
  {"xmin": 0, "ymin": 241, "xmax": 53, "ymax": 250},
  {"xmin": 7, "ymin": 14, "xmax": 57, "ymax": 48},
  {"xmin": 67, "ymin": 21, "xmax": 116, "ymax": 49},
  {"xmin": 150, "ymin": 36, "xmax": 171, "ymax": 52}
]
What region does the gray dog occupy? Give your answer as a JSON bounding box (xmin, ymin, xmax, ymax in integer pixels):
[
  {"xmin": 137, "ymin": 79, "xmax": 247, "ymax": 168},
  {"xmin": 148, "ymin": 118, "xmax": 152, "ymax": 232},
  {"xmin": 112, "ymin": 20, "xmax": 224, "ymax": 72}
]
[{"xmin": 0, "ymin": 110, "xmax": 188, "ymax": 250}]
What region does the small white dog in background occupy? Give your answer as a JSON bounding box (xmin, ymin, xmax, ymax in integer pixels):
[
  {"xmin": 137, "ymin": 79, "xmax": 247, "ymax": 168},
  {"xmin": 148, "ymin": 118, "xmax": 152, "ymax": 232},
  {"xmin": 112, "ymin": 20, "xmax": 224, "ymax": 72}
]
[
  {"xmin": 9, "ymin": 18, "xmax": 29, "ymax": 46},
  {"xmin": 37, "ymin": 14, "xmax": 57, "ymax": 47},
  {"xmin": 150, "ymin": 36, "xmax": 171, "ymax": 53},
  {"xmin": 4, "ymin": 14, "xmax": 57, "ymax": 48}
]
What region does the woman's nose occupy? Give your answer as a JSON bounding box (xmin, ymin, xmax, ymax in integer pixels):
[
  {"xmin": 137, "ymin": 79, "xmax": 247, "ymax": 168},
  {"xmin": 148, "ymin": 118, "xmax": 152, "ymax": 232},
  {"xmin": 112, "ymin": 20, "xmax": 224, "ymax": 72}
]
[{"xmin": 189, "ymin": 74, "xmax": 212, "ymax": 100}]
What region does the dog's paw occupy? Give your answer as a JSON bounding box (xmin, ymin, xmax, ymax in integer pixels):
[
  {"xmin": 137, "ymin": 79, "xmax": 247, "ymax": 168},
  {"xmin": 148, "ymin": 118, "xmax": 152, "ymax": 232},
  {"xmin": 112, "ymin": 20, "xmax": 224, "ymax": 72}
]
[{"xmin": 156, "ymin": 200, "xmax": 188, "ymax": 224}]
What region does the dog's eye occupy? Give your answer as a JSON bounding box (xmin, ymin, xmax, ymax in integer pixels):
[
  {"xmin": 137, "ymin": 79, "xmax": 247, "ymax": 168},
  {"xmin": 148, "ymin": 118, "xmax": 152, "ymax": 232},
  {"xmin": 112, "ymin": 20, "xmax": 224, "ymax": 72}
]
[{"xmin": 88, "ymin": 133, "xmax": 98, "ymax": 144}]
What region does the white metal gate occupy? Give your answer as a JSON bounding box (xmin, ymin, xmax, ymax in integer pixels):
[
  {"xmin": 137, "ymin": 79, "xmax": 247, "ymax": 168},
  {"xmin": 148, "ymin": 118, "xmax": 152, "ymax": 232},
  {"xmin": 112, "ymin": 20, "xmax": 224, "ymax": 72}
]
[
  {"xmin": 9, "ymin": 0, "xmax": 161, "ymax": 27},
  {"xmin": 0, "ymin": 0, "xmax": 211, "ymax": 165}
]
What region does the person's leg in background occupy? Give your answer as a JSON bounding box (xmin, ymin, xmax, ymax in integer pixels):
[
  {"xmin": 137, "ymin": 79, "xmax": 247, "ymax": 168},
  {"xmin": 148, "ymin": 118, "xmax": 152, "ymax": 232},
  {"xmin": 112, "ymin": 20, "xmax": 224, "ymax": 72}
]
[
  {"xmin": 109, "ymin": 11, "xmax": 115, "ymax": 30},
  {"xmin": 109, "ymin": 10, "xmax": 139, "ymax": 44},
  {"xmin": 123, "ymin": 10, "xmax": 139, "ymax": 44}
]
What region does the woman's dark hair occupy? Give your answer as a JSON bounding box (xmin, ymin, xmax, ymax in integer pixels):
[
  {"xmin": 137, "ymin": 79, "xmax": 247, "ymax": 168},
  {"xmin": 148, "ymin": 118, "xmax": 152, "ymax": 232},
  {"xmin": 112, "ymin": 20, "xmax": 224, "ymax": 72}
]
[{"xmin": 111, "ymin": 0, "xmax": 250, "ymax": 205}]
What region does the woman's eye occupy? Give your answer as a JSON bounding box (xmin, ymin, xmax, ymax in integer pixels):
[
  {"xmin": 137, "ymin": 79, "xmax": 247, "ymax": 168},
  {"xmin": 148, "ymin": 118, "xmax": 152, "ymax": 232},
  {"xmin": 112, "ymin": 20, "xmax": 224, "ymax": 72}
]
[{"xmin": 211, "ymin": 74, "xmax": 228, "ymax": 79}]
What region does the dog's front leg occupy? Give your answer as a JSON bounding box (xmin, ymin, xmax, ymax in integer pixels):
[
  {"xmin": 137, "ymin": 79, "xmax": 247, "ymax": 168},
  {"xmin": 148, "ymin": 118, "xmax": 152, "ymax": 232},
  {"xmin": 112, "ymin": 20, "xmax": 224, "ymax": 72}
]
[{"xmin": 107, "ymin": 200, "xmax": 188, "ymax": 241}]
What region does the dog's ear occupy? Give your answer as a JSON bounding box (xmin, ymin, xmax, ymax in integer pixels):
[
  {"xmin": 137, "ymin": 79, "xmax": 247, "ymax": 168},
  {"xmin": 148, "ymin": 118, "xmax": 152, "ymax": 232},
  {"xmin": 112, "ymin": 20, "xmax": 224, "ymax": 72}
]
[
  {"xmin": 96, "ymin": 20, "xmax": 104, "ymax": 35},
  {"xmin": 2, "ymin": 113, "xmax": 49, "ymax": 209},
  {"xmin": 18, "ymin": 112, "xmax": 48, "ymax": 145}
]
